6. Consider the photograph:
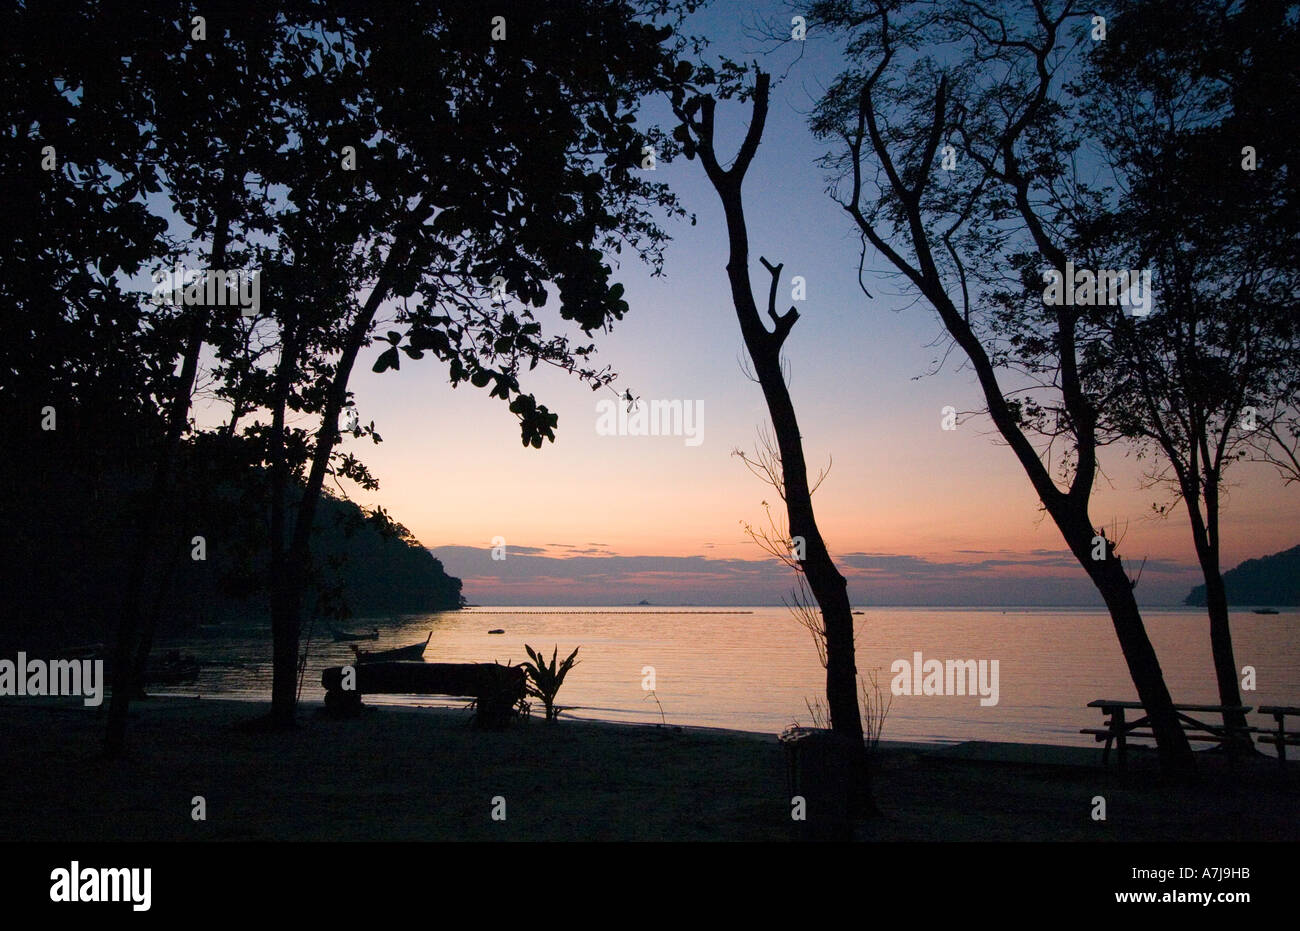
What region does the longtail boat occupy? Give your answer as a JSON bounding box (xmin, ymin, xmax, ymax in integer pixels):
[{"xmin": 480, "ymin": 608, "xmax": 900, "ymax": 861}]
[{"xmin": 352, "ymin": 631, "xmax": 432, "ymax": 664}]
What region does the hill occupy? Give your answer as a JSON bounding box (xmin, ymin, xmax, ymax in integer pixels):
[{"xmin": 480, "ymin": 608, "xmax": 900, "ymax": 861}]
[
  {"xmin": 0, "ymin": 436, "xmax": 461, "ymax": 649},
  {"xmin": 1184, "ymin": 544, "xmax": 1300, "ymax": 606}
]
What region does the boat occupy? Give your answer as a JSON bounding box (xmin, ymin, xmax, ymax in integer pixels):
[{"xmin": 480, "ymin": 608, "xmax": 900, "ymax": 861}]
[
  {"xmin": 352, "ymin": 631, "xmax": 432, "ymax": 664},
  {"xmin": 332, "ymin": 627, "xmax": 379, "ymax": 641},
  {"xmin": 1252, "ymin": 608, "xmax": 1280, "ymax": 615}
]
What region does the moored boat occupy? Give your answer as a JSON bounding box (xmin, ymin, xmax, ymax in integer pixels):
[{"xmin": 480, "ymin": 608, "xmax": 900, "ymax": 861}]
[
  {"xmin": 352, "ymin": 631, "xmax": 432, "ymax": 663},
  {"xmin": 332, "ymin": 627, "xmax": 379, "ymax": 641}
]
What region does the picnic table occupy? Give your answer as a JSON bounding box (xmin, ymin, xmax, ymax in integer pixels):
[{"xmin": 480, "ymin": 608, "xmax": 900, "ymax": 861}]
[
  {"xmin": 1256, "ymin": 706, "xmax": 1300, "ymax": 767},
  {"xmin": 1082, "ymin": 700, "xmax": 1255, "ymax": 767}
]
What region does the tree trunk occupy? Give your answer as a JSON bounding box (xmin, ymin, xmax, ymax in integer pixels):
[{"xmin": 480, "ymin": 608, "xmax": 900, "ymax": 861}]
[
  {"xmin": 268, "ymin": 309, "xmax": 376, "ymax": 723},
  {"xmin": 1087, "ymin": 545, "xmax": 1196, "ymax": 777},
  {"xmin": 132, "ymin": 529, "xmax": 188, "ymax": 693},
  {"xmin": 896, "ymin": 211, "xmax": 1196, "ymax": 778},
  {"xmin": 263, "ymin": 213, "xmax": 424, "ymax": 725},
  {"xmin": 104, "ymin": 211, "xmax": 232, "ymax": 757},
  {"xmin": 723, "ymin": 244, "xmax": 864, "ymax": 754},
  {"xmin": 269, "ymin": 566, "xmax": 302, "ymax": 728},
  {"xmin": 742, "ymin": 332, "xmax": 863, "ymax": 748},
  {"xmin": 1186, "ymin": 472, "xmax": 1251, "ymax": 745},
  {"xmin": 266, "ymin": 314, "xmax": 300, "ymax": 728},
  {"xmin": 1195, "ymin": 549, "xmax": 1251, "ymax": 746},
  {"xmin": 104, "ymin": 312, "xmax": 204, "ymax": 754},
  {"xmin": 681, "ymin": 74, "xmax": 873, "ymax": 816}
]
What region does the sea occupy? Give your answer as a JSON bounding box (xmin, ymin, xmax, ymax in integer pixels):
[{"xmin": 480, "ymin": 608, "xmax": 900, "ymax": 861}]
[{"xmin": 153, "ymin": 606, "xmax": 1300, "ymax": 749}]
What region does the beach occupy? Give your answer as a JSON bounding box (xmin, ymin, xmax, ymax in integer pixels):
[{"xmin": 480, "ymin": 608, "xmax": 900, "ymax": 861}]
[{"xmin": 2, "ymin": 697, "xmax": 1294, "ymax": 842}]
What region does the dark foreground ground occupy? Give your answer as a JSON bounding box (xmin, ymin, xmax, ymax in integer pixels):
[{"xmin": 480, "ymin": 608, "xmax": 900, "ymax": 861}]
[{"xmin": 1, "ymin": 698, "xmax": 1295, "ymax": 841}]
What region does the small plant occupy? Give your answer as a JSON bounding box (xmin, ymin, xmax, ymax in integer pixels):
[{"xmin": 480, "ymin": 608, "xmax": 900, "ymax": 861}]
[
  {"xmin": 860, "ymin": 668, "xmax": 892, "ymax": 755},
  {"xmin": 522, "ymin": 644, "xmax": 580, "ymax": 722},
  {"xmin": 645, "ymin": 689, "xmax": 668, "ymax": 726},
  {"xmin": 803, "ymin": 696, "xmax": 830, "ymax": 730}
]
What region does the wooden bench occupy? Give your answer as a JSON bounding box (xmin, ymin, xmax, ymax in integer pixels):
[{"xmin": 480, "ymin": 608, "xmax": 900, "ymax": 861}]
[
  {"xmin": 1256, "ymin": 706, "xmax": 1300, "ymax": 768},
  {"xmin": 1082, "ymin": 700, "xmax": 1255, "ymax": 767},
  {"xmin": 321, "ymin": 661, "xmax": 526, "ymax": 729}
]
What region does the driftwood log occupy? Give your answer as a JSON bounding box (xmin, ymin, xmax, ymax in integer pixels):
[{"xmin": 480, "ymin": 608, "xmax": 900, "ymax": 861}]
[{"xmin": 321, "ymin": 661, "xmax": 526, "ymax": 729}]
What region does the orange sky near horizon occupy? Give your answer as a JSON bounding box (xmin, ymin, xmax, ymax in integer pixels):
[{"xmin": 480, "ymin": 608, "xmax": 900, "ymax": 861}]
[{"xmin": 332, "ymin": 305, "xmax": 1299, "ymax": 578}]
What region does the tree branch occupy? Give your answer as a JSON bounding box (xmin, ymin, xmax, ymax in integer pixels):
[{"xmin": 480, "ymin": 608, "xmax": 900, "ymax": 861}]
[{"xmin": 759, "ymin": 255, "xmax": 799, "ymax": 347}]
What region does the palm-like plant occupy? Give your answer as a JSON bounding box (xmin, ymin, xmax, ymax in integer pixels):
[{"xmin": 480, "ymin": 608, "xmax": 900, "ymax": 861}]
[{"xmin": 522, "ymin": 644, "xmax": 580, "ymax": 722}]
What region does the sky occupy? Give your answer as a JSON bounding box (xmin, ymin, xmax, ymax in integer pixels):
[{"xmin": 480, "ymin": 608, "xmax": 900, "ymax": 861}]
[{"xmin": 206, "ymin": 2, "xmax": 1298, "ymax": 606}]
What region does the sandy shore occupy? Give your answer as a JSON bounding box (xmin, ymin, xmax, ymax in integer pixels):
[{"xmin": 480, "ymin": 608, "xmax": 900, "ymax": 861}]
[{"xmin": 1, "ymin": 697, "xmax": 1295, "ymax": 842}]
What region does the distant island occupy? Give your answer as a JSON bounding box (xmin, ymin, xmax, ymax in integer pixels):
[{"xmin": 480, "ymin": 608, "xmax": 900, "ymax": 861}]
[{"xmin": 1185, "ymin": 544, "xmax": 1300, "ymax": 607}]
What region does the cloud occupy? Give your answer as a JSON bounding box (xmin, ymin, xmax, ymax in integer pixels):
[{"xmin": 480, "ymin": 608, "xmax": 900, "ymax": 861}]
[{"xmin": 429, "ymin": 545, "xmax": 1201, "ymax": 607}]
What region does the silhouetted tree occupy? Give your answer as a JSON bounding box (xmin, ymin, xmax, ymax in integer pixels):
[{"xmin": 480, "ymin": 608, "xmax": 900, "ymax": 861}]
[
  {"xmin": 107, "ymin": 4, "xmax": 284, "ymax": 755},
  {"xmin": 674, "ymin": 69, "xmax": 873, "ymax": 817},
  {"xmin": 3, "ymin": 1, "xmax": 697, "ymax": 745},
  {"xmin": 213, "ymin": 1, "xmax": 695, "ymax": 727},
  {"xmin": 1, "ymin": 4, "xmax": 198, "ymax": 756},
  {"xmin": 808, "ymin": 0, "xmax": 1195, "ymax": 775},
  {"xmin": 1065, "ymin": 0, "xmax": 1300, "ymax": 745}
]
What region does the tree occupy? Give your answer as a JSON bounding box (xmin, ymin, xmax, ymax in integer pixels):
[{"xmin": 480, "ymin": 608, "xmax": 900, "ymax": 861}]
[
  {"xmin": 0, "ymin": 3, "xmax": 216, "ymax": 756},
  {"xmin": 674, "ymin": 69, "xmax": 873, "ymax": 817},
  {"xmin": 106, "ymin": 4, "xmax": 283, "ymax": 755},
  {"xmin": 3, "ymin": 1, "xmax": 696, "ymax": 748},
  {"xmin": 213, "ymin": 0, "xmax": 694, "ymax": 727},
  {"xmin": 808, "ymin": 0, "xmax": 1195, "ymax": 775},
  {"xmin": 1068, "ymin": 0, "xmax": 1300, "ymax": 745}
]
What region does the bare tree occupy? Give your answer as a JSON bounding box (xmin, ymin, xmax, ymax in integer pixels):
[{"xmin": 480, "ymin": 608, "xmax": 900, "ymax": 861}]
[
  {"xmin": 675, "ymin": 71, "xmax": 874, "ymax": 812},
  {"xmin": 809, "ymin": 0, "xmax": 1195, "ymax": 775}
]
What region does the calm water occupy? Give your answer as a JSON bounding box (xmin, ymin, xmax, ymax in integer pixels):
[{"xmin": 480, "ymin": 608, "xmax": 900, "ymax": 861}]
[{"xmin": 157, "ymin": 606, "xmax": 1300, "ymax": 748}]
